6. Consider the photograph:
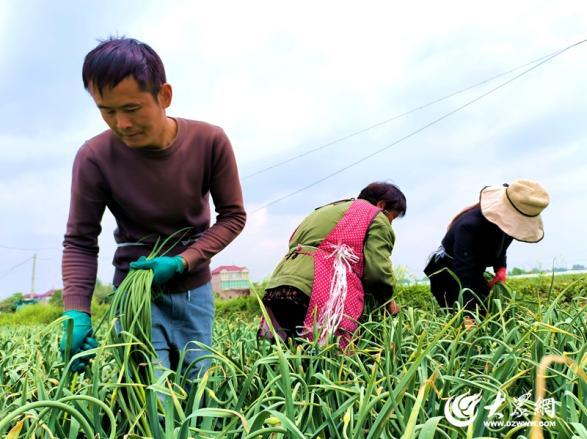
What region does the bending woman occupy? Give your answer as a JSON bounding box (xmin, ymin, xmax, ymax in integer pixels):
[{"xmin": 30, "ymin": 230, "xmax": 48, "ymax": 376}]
[
  {"xmin": 424, "ymin": 179, "xmax": 549, "ymax": 311},
  {"xmin": 259, "ymin": 182, "xmax": 406, "ymax": 347}
]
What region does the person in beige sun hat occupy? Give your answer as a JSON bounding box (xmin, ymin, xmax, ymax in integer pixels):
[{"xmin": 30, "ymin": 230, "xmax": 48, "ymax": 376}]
[
  {"xmin": 424, "ymin": 179, "xmax": 549, "ymax": 314},
  {"xmin": 480, "ymin": 179, "xmax": 549, "ymax": 243}
]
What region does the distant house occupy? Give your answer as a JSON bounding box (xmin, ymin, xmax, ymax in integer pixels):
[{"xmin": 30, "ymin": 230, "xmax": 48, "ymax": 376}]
[
  {"xmin": 211, "ymin": 266, "xmax": 250, "ymax": 299},
  {"xmin": 23, "ymin": 289, "xmax": 56, "ymax": 303},
  {"xmin": 15, "ymin": 289, "xmax": 57, "ymax": 309}
]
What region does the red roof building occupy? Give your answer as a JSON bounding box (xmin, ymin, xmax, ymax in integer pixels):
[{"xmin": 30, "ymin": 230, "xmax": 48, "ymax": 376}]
[
  {"xmin": 23, "ymin": 289, "xmax": 56, "ymax": 302},
  {"xmin": 211, "ymin": 265, "xmax": 250, "ymax": 299}
]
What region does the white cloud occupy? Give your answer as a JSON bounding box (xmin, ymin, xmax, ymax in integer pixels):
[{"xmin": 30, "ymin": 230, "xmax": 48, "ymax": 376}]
[
  {"xmin": 1, "ymin": 0, "xmax": 586, "ymax": 298},
  {"xmin": 211, "ymin": 205, "xmax": 304, "ymax": 281}
]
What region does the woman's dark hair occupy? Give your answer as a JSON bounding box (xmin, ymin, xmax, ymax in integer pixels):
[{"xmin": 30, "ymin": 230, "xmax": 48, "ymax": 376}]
[
  {"xmin": 82, "ymin": 37, "xmax": 166, "ymax": 98},
  {"xmin": 447, "ymin": 203, "xmax": 480, "ymax": 230},
  {"xmin": 357, "ymin": 182, "xmax": 407, "ymax": 217}
]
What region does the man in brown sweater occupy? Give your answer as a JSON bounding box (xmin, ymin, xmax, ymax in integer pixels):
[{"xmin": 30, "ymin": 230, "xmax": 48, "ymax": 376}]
[{"xmin": 60, "ymin": 37, "xmax": 246, "ymax": 375}]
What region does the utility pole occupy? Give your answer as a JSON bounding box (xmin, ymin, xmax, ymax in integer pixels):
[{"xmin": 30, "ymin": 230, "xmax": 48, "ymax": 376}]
[{"xmin": 31, "ymin": 253, "xmax": 37, "ymax": 294}]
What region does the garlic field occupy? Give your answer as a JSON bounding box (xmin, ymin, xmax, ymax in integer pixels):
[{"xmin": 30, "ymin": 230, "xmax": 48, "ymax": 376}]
[{"xmin": 0, "ymin": 282, "xmax": 585, "ymax": 438}]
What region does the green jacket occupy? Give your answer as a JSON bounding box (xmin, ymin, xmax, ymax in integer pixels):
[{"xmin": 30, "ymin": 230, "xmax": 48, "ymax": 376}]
[{"xmin": 267, "ymin": 199, "xmax": 395, "ymax": 302}]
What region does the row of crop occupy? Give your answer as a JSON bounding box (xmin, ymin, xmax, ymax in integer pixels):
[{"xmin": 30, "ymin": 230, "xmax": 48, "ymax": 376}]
[
  {"xmin": 0, "ymin": 281, "xmax": 585, "ymax": 437},
  {"xmin": 1, "ymin": 273, "xmax": 585, "ymax": 326}
]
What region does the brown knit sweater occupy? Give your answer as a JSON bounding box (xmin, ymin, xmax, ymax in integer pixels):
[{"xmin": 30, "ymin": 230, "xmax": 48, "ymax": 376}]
[{"xmin": 62, "ymin": 118, "xmax": 246, "ymax": 312}]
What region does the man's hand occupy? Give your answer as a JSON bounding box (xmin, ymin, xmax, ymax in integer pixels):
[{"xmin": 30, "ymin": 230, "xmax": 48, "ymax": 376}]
[
  {"xmin": 488, "ymin": 267, "xmax": 507, "ymax": 288},
  {"xmin": 60, "ymin": 310, "xmax": 98, "ymax": 373},
  {"xmin": 130, "ymin": 255, "xmax": 186, "ymax": 285}
]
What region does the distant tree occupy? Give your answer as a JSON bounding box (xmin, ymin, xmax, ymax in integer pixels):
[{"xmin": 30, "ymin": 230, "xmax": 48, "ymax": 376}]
[
  {"xmin": 510, "ymin": 267, "xmax": 525, "ymax": 276},
  {"xmin": 0, "ymin": 292, "xmax": 24, "ymax": 313},
  {"xmin": 393, "ymin": 265, "xmax": 418, "ymax": 285},
  {"xmin": 572, "ymin": 264, "xmax": 585, "ymax": 270},
  {"xmin": 0, "ymin": 298, "xmax": 11, "ymax": 313},
  {"xmin": 49, "ymin": 289, "xmax": 63, "ymax": 307},
  {"xmin": 93, "ymin": 279, "xmax": 114, "ymax": 304}
]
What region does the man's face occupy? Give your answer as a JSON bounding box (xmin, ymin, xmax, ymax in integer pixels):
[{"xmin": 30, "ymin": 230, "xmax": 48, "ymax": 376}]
[{"xmin": 89, "ymin": 76, "xmax": 172, "ymax": 148}]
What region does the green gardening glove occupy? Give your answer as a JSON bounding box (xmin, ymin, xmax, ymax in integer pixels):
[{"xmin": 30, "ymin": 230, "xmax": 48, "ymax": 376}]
[
  {"xmin": 60, "ymin": 310, "xmax": 98, "ymax": 373},
  {"xmin": 130, "ymin": 255, "xmax": 186, "ymax": 285}
]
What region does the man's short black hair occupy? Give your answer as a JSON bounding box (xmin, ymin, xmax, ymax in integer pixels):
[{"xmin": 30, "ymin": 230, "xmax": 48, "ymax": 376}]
[{"xmin": 82, "ymin": 37, "xmax": 166, "ymax": 97}]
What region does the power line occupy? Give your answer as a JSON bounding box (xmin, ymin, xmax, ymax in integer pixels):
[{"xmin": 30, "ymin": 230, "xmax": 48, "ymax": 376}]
[
  {"xmin": 0, "ymin": 244, "xmax": 59, "ymax": 252},
  {"xmin": 252, "ymin": 38, "xmax": 586, "ymax": 213},
  {"xmin": 0, "ymin": 257, "xmax": 34, "ymax": 281},
  {"xmin": 242, "ymin": 46, "xmax": 568, "ymax": 180}
]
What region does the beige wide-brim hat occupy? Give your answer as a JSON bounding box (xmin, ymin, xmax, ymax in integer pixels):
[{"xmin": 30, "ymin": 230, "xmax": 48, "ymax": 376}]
[{"xmin": 479, "ymin": 179, "xmax": 549, "ymax": 243}]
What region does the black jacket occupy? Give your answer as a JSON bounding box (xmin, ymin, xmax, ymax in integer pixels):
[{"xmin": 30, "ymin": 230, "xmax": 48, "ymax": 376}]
[{"xmin": 427, "ymin": 206, "xmax": 513, "ymax": 298}]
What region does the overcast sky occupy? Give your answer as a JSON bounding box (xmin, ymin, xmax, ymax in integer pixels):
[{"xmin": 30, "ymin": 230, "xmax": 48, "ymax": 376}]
[{"xmin": 0, "ymin": 1, "xmax": 586, "ymax": 299}]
